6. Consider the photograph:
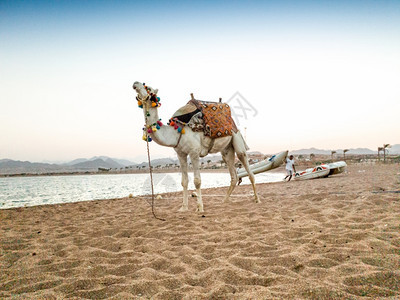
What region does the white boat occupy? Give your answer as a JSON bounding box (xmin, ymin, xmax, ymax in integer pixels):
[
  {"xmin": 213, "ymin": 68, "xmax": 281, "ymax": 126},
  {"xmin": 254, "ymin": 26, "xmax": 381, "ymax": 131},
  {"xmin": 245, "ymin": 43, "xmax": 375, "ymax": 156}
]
[
  {"xmin": 237, "ymin": 150, "xmax": 288, "ymax": 179},
  {"xmin": 326, "ymin": 161, "xmax": 347, "ymax": 175},
  {"xmin": 294, "ymin": 165, "xmax": 330, "ymax": 181}
]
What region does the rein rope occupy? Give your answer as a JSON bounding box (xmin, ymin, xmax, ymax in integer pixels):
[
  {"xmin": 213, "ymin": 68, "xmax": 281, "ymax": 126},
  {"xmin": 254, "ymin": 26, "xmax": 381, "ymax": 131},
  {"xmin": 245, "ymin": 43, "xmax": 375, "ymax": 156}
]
[
  {"xmin": 145, "ymin": 131, "xmax": 166, "ymax": 221},
  {"xmin": 138, "ymin": 84, "xmax": 165, "ymax": 221}
]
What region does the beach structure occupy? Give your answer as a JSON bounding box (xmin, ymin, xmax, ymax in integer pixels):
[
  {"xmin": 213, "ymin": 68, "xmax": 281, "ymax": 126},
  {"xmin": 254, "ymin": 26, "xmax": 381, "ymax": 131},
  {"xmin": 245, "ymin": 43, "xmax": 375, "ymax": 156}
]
[
  {"xmin": 133, "ymin": 82, "xmax": 258, "ymax": 212},
  {"xmin": 378, "ymin": 147, "xmax": 384, "ymax": 161},
  {"xmin": 383, "ymin": 144, "xmax": 390, "ymax": 163},
  {"xmin": 237, "ymin": 150, "xmax": 288, "ymax": 179},
  {"xmin": 343, "ymin": 149, "xmax": 349, "ymax": 160}
]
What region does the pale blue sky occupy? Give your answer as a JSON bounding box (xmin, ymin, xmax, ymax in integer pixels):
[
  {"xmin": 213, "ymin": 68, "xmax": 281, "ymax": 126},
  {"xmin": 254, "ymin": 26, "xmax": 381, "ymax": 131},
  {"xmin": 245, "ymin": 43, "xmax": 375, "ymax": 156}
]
[{"xmin": 1, "ymin": 0, "xmax": 399, "ymax": 162}]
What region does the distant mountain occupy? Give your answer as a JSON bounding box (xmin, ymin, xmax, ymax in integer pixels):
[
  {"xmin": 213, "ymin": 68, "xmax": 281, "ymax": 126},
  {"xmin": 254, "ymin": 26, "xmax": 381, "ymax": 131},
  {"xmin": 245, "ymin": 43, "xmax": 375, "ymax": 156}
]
[
  {"xmin": 0, "ymin": 160, "xmax": 69, "ymax": 175},
  {"xmin": 290, "ymin": 145, "xmax": 400, "ymax": 155},
  {"xmin": 388, "ymin": 144, "xmax": 400, "ymax": 154},
  {"xmin": 247, "ymin": 151, "xmax": 264, "ymax": 156},
  {"xmin": 134, "ymin": 158, "xmax": 178, "ymax": 168},
  {"xmin": 0, "ymin": 157, "xmax": 126, "ymax": 174},
  {"xmin": 88, "ymin": 156, "xmax": 136, "ymax": 166},
  {"xmin": 112, "ymin": 158, "xmax": 137, "ymax": 166},
  {"xmin": 291, "ymin": 147, "xmax": 377, "ymax": 155},
  {"xmin": 0, "ymin": 159, "xmax": 12, "ymax": 163},
  {"xmin": 70, "ymin": 158, "xmax": 124, "ymax": 170},
  {"xmin": 64, "ymin": 158, "xmax": 88, "ymax": 166},
  {"xmin": 340, "ymin": 148, "xmax": 376, "ymax": 155},
  {"xmin": 64, "ymin": 156, "xmax": 136, "ymax": 167},
  {"xmin": 291, "ymin": 148, "xmax": 331, "ymax": 155}
]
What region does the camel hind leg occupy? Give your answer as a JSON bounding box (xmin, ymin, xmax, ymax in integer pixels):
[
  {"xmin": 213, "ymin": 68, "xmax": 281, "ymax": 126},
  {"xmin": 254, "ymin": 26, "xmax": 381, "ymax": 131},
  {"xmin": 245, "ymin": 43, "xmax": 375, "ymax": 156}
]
[
  {"xmin": 221, "ymin": 145, "xmax": 238, "ymax": 202},
  {"xmin": 231, "ymin": 131, "xmax": 259, "ymax": 203},
  {"xmin": 237, "ymin": 153, "xmax": 260, "ymax": 203}
]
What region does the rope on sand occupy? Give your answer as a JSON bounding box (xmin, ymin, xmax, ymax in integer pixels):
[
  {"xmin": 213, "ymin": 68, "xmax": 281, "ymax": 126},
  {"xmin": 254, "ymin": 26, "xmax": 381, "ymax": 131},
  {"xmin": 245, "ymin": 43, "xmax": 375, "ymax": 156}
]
[
  {"xmin": 371, "ymin": 190, "xmax": 400, "ymax": 194},
  {"xmin": 145, "ymin": 133, "xmax": 166, "ymax": 221}
]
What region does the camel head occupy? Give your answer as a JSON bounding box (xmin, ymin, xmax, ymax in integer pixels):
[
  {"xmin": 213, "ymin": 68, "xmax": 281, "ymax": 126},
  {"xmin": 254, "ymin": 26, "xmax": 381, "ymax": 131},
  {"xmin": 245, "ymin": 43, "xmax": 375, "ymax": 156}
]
[
  {"xmin": 132, "ymin": 81, "xmax": 159, "ymax": 101},
  {"xmin": 133, "ymin": 81, "xmax": 161, "ymax": 111}
]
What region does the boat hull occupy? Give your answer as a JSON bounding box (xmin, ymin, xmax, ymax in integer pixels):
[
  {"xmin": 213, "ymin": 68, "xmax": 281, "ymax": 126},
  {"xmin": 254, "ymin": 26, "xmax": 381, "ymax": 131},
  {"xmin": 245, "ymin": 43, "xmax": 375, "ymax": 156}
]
[
  {"xmin": 237, "ymin": 150, "xmax": 288, "ymax": 179},
  {"xmin": 294, "ymin": 165, "xmax": 330, "ymax": 181},
  {"xmin": 326, "ymin": 161, "xmax": 347, "ymax": 175}
]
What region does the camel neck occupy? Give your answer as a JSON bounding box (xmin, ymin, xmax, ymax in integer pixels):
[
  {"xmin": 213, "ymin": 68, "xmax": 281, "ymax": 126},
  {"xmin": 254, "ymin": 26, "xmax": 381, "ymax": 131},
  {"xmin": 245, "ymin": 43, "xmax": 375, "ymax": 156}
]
[{"xmin": 144, "ymin": 107, "xmax": 180, "ymax": 148}]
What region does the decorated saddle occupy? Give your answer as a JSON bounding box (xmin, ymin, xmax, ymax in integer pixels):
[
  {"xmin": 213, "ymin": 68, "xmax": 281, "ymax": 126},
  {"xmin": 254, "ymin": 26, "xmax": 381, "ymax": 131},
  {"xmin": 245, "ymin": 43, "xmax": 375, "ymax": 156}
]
[{"xmin": 169, "ymin": 99, "xmax": 238, "ymax": 138}]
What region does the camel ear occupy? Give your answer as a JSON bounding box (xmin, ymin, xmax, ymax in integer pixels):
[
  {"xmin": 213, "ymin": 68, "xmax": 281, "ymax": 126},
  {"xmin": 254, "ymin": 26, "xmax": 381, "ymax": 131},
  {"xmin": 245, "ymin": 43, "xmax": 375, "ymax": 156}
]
[{"xmin": 154, "ymin": 89, "xmax": 158, "ymax": 94}]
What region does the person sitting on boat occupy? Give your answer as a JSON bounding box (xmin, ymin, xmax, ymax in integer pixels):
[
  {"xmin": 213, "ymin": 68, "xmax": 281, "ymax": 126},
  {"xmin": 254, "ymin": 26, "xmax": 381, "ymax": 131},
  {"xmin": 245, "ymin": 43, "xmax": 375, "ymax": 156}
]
[{"xmin": 284, "ymin": 155, "xmax": 296, "ymax": 182}]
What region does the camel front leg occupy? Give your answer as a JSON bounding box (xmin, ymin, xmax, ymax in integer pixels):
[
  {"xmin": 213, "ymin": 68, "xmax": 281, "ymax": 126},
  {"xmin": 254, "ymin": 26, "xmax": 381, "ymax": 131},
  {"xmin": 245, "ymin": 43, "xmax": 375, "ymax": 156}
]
[
  {"xmin": 189, "ymin": 154, "xmax": 204, "ymax": 212},
  {"xmin": 177, "ymin": 153, "xmax": 189, "ymax": 212}
]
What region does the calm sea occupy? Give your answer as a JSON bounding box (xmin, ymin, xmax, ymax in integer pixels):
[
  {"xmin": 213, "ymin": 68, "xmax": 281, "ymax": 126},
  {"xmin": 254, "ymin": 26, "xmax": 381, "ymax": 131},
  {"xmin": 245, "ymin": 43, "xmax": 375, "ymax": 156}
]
[{"xmin": 0, "ymin": 172, "xmax": 284, "ymax": 209}]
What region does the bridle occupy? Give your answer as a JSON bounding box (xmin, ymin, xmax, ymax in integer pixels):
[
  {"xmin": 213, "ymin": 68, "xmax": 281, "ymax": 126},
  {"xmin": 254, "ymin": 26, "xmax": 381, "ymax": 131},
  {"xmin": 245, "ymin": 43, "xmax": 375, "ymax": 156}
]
[
  {"xmin": 133, "ymin": 82, "xmax": 182, "ymax": 147},
  {"xmin": 133, "ymin": 84, "xmax": 151, "ymax": 105}
]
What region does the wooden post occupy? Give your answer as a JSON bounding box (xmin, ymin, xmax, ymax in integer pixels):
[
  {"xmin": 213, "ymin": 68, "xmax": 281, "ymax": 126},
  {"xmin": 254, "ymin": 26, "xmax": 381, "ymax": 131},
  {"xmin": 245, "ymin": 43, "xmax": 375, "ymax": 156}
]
[
  {"xmin": 378, "ymin": 147, "xmax": 382, "ymax": 162},
  {"xmin": 383, "ymin": 144, "xmax": 390, "ymax": 163},
  {"xmin": 219, "ymin": 97, "xmax": 222, "ymax": 103},
  {"xmin": 384, "ymin": 144, "xmax": 386, "ymax": 163},
  {"xmin": 190, "ymin": 93, "xmax": 195, "ymax": 100},
  {"xmin": 343, "ymin": 149, "xmax": 349, "ymax": 161}
]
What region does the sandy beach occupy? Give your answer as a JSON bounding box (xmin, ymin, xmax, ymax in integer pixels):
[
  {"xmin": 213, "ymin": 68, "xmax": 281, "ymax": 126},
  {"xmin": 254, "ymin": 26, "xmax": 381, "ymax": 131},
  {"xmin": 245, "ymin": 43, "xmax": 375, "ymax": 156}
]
[{"xmin": 1, "ymin": 163, "xmax": 399, "ymax": 299}]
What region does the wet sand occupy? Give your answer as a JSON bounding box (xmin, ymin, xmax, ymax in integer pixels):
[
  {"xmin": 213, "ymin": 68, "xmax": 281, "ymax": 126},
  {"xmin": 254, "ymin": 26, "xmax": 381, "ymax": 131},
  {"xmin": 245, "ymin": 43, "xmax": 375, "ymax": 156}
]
[{"xmin": 1, "ymin": 163, "xmax": 399, "ymax": 299}]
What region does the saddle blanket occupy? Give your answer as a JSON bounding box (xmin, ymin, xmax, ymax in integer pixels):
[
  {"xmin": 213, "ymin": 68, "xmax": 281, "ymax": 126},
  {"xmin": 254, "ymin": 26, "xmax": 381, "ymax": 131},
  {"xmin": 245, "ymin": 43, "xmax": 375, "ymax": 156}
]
[
  {"xmin": 200, "ymin": 102, "xmax": 237, "ymax": 138},
  {"xmin": 172, "ymin": 99, "xmax": 238, "ymax": 138}
]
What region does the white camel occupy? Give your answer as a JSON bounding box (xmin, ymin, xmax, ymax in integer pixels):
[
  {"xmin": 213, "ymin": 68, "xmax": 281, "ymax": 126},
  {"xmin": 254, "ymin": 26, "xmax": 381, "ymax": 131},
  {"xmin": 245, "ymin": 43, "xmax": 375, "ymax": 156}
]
[{"xmin": 133, "ymin": 81, "xmax": 259, "ymax": 212}]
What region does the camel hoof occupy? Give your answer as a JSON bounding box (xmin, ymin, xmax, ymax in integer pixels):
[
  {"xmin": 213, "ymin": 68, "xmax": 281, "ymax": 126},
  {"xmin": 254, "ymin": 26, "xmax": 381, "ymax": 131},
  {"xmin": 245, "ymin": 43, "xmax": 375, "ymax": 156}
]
[
  {"xmin": 178, "ymin": 206, "xmax": 188, "ymax": 212},
  {"xmin": 196, "ymin": 204, "xmax": 204, "ymax": 213},
  {"xmin": 255, "ymin": 198, "xmax": 261, "ymax": 203}
]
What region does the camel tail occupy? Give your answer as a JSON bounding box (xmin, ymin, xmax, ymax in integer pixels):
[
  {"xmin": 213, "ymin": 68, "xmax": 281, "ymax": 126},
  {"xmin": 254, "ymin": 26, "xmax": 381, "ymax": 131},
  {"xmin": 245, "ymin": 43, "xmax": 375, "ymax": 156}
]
[{"xmin": 232, "ymin": 131, "xmax": 249, "ymax": 155}]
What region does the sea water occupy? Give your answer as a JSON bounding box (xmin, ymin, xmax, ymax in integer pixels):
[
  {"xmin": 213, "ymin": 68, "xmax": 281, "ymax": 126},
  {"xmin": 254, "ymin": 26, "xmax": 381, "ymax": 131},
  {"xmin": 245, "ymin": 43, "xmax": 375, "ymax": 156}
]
[{"xmin": 0, "ymin": 172, "xmax": 284, "ymax": 209}]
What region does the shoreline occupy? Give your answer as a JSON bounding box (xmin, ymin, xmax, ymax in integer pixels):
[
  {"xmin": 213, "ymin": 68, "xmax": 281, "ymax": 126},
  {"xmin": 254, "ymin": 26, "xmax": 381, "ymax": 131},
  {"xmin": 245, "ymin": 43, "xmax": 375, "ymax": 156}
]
[
  {"xmin": 0, "ymin": 171, "xmax": 286, "ymax": 210},
  {"xmin": 0, "ymin": 167, "xmax": 231, "ymax": 178}
]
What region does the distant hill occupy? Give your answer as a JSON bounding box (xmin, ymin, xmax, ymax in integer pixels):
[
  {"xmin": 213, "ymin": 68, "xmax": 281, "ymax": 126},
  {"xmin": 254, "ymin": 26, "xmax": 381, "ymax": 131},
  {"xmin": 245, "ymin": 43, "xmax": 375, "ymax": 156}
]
[
  {"xmin": 112, "ymin": 158, "xmax": 137, "ymax": 166},
  {"xmin": 0, "ymin": 160, "xmax": 69, "ymax": 175},
  {"xmin": 0, "ymin": 157, "xmax": 128, "ymax": 175},
  {"xmin": 0, "ymin": 159, "xmax": 12, "ymax": 163},
  {"xmin": 388, "ymin": 144, "xmax": 400, "ymax": 154},
  {"xmin": 0, "ymin": 156, "xmax": 174, "ymax": 175},
  {"xmin": 290, "ymin": 145, "xmax": 400, "ymax": 155},
  {"xmin": 291, "ymin": 148, "xmax": 331, "ymax": 155},
  {"xmin": 291, "ymin": 147, "xmax": 377, "ymax": 155},
  {"xmin": 134, "ymin": 158, "xmax": 178, "ymax": 168},
  {"xmin": 64, "ymin": 156, "xmax": 136, "ymax": 167},
  {"xmin": 70, "ymin": 158, "xmax": 124, "ymax": 170},
  {"xmin": 338, "ymin": 148, "xmax": 376, "ymax": 155},
  {"xmin": 64, "ymin": 158, "xmax": 88, "ymax": 166}
]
